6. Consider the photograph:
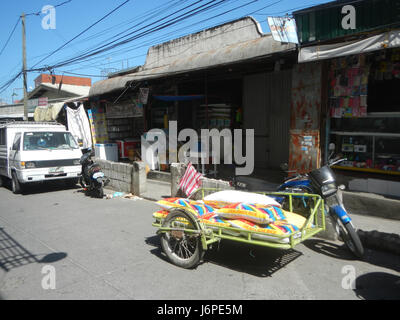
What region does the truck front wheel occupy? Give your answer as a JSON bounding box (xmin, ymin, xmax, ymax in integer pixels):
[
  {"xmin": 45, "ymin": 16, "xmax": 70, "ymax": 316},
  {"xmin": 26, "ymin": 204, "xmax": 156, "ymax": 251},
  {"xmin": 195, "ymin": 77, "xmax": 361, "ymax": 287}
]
[{"xmin": 11, "ymin": 172, "xmax": 22, "ymax": 194}]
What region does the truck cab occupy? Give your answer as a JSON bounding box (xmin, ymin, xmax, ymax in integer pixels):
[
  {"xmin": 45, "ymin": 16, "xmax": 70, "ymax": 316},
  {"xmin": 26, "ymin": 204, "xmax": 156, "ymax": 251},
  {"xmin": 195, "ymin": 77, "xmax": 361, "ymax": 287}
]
[{"xmin": 0, "ymin": 122, "xmax": 82, "ymax": 194}]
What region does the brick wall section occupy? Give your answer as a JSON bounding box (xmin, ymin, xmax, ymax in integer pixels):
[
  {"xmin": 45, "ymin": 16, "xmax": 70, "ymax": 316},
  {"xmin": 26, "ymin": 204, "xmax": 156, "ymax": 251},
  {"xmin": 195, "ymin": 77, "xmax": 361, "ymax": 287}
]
[{"xmin": 34, "ymin": 74, "xmax": 91, "ymax": 87}]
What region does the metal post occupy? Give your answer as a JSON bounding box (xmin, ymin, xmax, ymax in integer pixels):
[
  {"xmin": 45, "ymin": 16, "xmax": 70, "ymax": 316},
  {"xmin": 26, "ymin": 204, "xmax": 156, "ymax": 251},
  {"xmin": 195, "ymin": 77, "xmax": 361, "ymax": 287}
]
[{"xmin": 22, "ymin": 13, "xmax": 28, "ymax": 121}]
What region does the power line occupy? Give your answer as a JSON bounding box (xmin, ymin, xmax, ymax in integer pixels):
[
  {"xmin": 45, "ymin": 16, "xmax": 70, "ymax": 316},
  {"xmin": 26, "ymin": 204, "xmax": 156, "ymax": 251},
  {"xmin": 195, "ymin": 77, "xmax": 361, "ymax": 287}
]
[
  {"xmin": 31, "ymin": 0, "xmax": 131, "ymax": 69},
  {"xmin": 252, "ymin": 2, "xmax": 323, "ymax": 16},
  {"xmin": 248, "ymin": 0, "xmax": 284, "ymax": 14},
  {"xmin": 60, "ymin": 0, "xmax": 187, "ymax": 48},
  {"xmin": 0, "ymin": 0, "xmax": 73, "ymax": 100},
  {"xmin": 0, "ymin": 17, "xmax": 21, "ymax": 57},
  {"xmin": 59, "ymin": 0, "xmax": 275, "ymax": 71},
  {"xmin": 0, "ymin": 72, "xmax": 22, "ymax": 96},
  {"xmin": 0, "ymin": 0, "xmax": 286, "ymax": 98},
  {"xmin": 31, "ymin": 0, "xmax": 233, "ymax": 71},
  {"xmin": 27, "ymin": 0, "xmax": 258, "ymax": 73},
  {"xmin": 50, "ymin": 0, "xmax": 281, "ymax": 76},
  {"xmin": 26, "ymin": 0, "xmax": 186, "ymax": 67},
  {"xmin": 61, "ymin": 0, "xmax": 281, "ymax": 75},
  {"xmin": 35, "ymin": 0, "xmax": 208, "ymax": 70},
  {"xmin": 25, "ymin": 0, "xmax": 73, "ymax": 16}
]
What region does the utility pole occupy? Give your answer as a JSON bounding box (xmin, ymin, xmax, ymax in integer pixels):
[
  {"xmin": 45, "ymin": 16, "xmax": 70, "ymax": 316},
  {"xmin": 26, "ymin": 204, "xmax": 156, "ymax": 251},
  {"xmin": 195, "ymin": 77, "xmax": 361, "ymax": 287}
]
[{"xmin": 22, "ymin": 13, "xmax": 28, "ymax": 121}]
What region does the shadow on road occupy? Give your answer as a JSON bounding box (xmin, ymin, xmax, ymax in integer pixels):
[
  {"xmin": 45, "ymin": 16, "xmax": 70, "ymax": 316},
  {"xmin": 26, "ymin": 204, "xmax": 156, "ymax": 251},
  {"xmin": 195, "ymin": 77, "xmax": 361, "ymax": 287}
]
[
  {"xmin": 0, "ymin": 227, "xmax": 67, "ymax": 272},
  {"xmin": 354, "ymin": 272, "xmax": 400, "ymax": 300},
  {"xmin": 145, "ymin": 235, "xmax": 170, "ymax": 264},
  {"xmin": 303, "ymin": 239, "xmax": 357, "ymax": 260},
  {"xmin": 3, "ymin": 179, "xmax": 79, "ymax": 196},
  {"xmin": 303, "ymin": 239, "xmax": 400, "ymax": 273},
  {"xmin": 203, "ymin": 240, "xmax": 302, "ymax": 277},
  {"xmin": 145, "ymin": 235, "xmax": 302, "ymax": 277}
]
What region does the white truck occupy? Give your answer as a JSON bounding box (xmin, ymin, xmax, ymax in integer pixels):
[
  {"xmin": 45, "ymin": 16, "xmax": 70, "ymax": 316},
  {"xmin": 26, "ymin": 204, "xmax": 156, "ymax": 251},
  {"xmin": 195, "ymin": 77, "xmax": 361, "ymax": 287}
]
[{"xmin": 0, "ymin": 121, "xmax": 82, "ymax": 194}]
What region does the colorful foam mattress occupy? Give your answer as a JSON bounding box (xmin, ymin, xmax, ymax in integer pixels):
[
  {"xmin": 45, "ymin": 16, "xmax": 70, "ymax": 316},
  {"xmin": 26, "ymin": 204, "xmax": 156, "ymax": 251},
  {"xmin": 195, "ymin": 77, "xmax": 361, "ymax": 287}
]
[{"xmin": 153, "ymin": 197, "xmax": 311, "ymax": 243}]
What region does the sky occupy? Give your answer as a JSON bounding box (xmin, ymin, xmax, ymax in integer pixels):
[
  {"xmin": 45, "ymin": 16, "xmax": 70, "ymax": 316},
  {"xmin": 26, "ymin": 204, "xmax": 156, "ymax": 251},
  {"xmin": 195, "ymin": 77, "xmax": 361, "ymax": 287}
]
[{"xmin": 0, "ymin": 0, "xmax": 333, "ymax": 104}]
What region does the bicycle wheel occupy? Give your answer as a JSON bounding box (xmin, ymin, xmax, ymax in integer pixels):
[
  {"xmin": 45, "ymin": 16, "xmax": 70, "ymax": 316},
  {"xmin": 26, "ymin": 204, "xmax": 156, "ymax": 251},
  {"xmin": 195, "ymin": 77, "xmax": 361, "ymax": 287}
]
[{"xmin": 160, "ymin": 209, "xmax": 204, "ymax": 269}]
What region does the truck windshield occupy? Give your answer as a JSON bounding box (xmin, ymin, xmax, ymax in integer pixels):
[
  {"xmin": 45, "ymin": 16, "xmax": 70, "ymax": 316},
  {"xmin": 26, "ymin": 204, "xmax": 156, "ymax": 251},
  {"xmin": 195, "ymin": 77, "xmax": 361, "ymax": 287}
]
[{"xmin": 23, "ymin": 132, "xmax": 79, "ymax": 150}]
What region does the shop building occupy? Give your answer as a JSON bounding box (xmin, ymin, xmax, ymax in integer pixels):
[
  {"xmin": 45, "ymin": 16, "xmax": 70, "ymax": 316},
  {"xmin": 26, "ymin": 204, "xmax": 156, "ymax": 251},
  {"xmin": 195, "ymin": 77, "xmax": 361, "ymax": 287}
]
[
  {"xmin": 89, "ymin": 17, "xmax": 297, "ymax": 175},
  {"xmin": 293, "ymin": 0, "xmax": 400, "ymax": 197}
]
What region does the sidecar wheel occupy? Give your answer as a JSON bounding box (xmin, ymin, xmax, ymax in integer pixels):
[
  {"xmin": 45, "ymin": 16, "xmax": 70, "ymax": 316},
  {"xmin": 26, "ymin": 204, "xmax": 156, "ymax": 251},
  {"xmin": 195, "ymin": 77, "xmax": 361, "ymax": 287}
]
[{"xmin": 160, "ymin": 209, "xmax": 203, "ymax": 269}]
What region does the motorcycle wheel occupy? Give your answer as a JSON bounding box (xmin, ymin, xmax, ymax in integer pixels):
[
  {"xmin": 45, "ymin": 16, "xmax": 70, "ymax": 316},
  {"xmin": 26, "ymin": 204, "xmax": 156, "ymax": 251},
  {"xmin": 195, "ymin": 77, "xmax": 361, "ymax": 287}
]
[
  {"xmin": 96, "ymin": 187, "xmax": 104, "ymax": 199},
  {"xmin": 79, "ymin": 176, "xmax": 88, "ymax": 189},
  {"xmin": 333, "ymin": 215, "xmax": 364, "ymax": 259},
  {"xmin": 94, "ymin": 182, "xmax": 104, "ymax": 198}
]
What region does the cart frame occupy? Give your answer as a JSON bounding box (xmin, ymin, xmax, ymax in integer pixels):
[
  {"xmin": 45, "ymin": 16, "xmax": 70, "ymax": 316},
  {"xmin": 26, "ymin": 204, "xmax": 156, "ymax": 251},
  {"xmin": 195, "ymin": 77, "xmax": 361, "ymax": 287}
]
[{"xmin": 152, "ymin": 188, "xmax": 326, "ymax": 267}]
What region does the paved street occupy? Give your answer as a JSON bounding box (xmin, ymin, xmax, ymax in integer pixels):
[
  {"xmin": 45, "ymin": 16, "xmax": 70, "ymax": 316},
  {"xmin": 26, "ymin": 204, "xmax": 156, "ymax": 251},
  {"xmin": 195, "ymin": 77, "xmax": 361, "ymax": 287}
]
[{"xmin": 0, "ymin": 182, "xmax": 399, "ymax": 300}]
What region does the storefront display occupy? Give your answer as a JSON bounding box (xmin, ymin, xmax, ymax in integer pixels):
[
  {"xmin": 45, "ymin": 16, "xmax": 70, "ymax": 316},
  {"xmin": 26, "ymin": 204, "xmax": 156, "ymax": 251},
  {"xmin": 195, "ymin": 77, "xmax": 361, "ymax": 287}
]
[
  {"xmin": 328, "ymin": 54, "xmax": 369, "ymax": 119},
  {"xmin": 197, "ymin": 104, "xmax": 232, "ymax": 130},
  {"xmin": 328, "ymin": 48, "xmax": 400, "ymax": 175},
  {"xmin": 88, "ymin": 96, "xmax": 144, "ymax": 162},
  {"xmin": 88, "ymin": 103, "xmax": 108, "ymax": 144}
]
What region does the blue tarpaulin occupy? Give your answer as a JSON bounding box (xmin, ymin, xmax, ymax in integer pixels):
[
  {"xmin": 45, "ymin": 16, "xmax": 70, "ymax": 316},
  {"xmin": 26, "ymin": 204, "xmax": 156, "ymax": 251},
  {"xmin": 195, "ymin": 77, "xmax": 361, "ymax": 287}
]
[{"xmin": 153, "ymin": 95, "xmax": 204, "ymax": 101}]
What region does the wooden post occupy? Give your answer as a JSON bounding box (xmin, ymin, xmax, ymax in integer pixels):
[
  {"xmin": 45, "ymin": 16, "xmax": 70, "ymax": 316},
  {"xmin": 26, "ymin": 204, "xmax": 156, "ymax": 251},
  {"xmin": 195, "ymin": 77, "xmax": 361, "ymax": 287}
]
[{"xmin": 22, "ymin": 13, "xmax": 28, "ymax": 121}]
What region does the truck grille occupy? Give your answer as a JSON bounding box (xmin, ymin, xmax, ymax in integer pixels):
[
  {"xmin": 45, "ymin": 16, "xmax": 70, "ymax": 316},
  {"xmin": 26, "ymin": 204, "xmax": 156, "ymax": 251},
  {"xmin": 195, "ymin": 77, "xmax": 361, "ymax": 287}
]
[{"xmin": 32, "ymin": 159, "xmax": 80, "ymax": 168}]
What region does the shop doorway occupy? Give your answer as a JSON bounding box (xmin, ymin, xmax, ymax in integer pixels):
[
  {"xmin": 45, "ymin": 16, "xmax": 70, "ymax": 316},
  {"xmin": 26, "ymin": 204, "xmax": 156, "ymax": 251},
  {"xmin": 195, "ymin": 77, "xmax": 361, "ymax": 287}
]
[{"xmin": 243, "ymin": 69, "xmax": 292, "ymax": 169}]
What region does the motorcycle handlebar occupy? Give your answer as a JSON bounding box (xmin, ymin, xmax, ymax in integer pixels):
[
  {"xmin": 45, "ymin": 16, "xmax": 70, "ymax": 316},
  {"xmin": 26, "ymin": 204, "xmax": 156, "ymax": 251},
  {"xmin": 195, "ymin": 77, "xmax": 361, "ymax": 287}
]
[{"xmin": 328, "ymin": 158, "xmax": 346, "ymax": 167}]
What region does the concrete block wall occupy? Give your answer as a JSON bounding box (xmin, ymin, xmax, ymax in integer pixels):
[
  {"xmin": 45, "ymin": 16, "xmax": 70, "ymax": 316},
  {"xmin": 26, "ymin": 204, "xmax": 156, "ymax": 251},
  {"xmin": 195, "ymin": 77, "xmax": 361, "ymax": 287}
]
[{"xmin": 95, "ymin": 158, "xmax": 146, "ymax": 195}]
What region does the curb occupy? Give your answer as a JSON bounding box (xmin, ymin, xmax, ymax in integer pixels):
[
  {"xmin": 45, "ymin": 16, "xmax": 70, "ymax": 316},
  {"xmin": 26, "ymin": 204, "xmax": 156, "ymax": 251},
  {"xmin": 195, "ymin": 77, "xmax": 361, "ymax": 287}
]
[
  {"xmin": 358, "ymin": 229, "xmax": 400, "ymax": 256},
  {"xmin": 343, "ymin": 191, "xmax": 400, "ymax": 221}
]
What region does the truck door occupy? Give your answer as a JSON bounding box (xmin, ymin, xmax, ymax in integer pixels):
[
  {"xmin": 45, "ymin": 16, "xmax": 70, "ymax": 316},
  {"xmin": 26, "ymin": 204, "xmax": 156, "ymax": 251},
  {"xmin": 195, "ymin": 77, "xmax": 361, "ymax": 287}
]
[
  {"xmin": 0, "ymin": 127, "xmax": 7, "ymax": 176},
  {"xmin": 9, "ymin": 133, "xmax": 21, "ymax": 172}
]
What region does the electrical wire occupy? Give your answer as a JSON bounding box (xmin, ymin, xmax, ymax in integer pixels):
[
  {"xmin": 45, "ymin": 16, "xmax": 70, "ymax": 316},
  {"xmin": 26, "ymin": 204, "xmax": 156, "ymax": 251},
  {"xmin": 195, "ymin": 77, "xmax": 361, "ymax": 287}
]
[
  {"xmin": 59, "ymin": 0, "xmax": 255, "ymax": 72},
  {"xmin": 38, "ymin": 0, "xmax": 209, "ymax": 69},
  {"xmin": 0, "ymin": 0, "xmax": 286, "ymax": 98},
  {"xmin": 252, "ymin": 2, "xmax": 326, "ymax": 16},
  {"xmin": 31, "ymin": 0, "xmax": 131, "ymax": 69},
  {"xmin": 28, "ymin": 0, "xmax": 231, "ymax": 71},
  {"xmin": 61, "ymin": 0, "xmax": 277, "ymax": 72},
  {"xmin": 0, "ymin": 0, "xmax": 215, "ymax": 95},
  {"xmin": 28, "ymin": 0, "xmax": 195, "ymax": 69},
  {"xmin": 26, "ymin": 0, "xmax": 187, "ymax": 67},
  {"xmin": 0, "ymin": 17, "xmax": 21, "ymax": 57},
  {"xmin": 25, "ymin": 0, "xmax": 73, "ymax": 16}
]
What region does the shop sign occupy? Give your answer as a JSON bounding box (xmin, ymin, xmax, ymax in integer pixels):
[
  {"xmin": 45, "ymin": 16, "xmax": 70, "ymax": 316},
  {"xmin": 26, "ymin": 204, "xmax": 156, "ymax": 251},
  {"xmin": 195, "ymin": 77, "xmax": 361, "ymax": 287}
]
[
  {"xmin": 106, "ymin": 100, "xmax": 143, "ymax": 118},
  {"xmin": 139, "ymin": 88, "xmax": 149, "ymax": 104},
  {"xmin": 267, "ymin": 16, "xmax": 299, "ymax": 44},
  {"xmin": 28, "ymin": 97, "xmax": 48, "ymax": 112}
]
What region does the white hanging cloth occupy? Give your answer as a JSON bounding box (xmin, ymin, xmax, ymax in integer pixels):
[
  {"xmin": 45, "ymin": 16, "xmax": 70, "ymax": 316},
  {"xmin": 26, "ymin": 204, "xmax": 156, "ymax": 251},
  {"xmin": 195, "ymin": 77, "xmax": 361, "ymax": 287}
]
[{"xmin": 66, "ymin": 103, "xmax": 92, "ymax": 149}]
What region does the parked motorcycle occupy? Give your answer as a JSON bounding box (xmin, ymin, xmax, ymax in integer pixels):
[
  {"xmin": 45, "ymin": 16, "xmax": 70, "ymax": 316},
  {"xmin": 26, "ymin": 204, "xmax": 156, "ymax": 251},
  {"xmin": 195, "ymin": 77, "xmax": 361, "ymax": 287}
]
[
  {"xmin": 79, "ymin": 148, "xmax": 109, "ymax": 198},
  {"xmin": 277, "ymin": 144, "xmax": 364, "ymax": 258}
]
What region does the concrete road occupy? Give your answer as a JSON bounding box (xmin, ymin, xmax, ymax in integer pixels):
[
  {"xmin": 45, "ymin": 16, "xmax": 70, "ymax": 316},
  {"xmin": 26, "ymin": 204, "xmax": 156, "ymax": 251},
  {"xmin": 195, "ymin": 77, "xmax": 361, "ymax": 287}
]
[{"xmin": 0, "ymin": 182, "xmax": 399, "ymax": 300}]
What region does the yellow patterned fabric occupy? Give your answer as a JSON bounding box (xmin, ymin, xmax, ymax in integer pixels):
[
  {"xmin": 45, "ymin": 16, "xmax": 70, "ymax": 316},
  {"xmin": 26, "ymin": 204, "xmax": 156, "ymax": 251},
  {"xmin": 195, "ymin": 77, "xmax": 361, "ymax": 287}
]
[
  {"xmin": 156, "ymin": 198, "xmax": 216, "ymax": 217},
  {"xmin": 214, "ymin": 203, "xmax": 287, "ymax": 224}
]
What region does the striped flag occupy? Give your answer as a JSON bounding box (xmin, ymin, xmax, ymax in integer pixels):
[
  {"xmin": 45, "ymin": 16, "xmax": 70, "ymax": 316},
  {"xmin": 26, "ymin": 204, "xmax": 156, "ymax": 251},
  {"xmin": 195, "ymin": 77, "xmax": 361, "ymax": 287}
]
[{"xmin": 179, "ymin": 162, "xmax": 203, "ymax": 196}]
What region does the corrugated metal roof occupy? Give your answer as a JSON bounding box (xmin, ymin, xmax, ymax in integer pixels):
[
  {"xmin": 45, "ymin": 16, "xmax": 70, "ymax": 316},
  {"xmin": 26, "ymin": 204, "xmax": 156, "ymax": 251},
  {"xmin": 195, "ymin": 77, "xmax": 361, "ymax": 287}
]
[
  {"xmin": 89, "ymin": 17, "xmax": 296, "ymax": 97},
  {"xmin": 29, "ymin": 83, "xmax": 90, "ymax": 98},
  {"xmin": 0, "ymin": 95, "xmax": 87, "ymax": 119}
]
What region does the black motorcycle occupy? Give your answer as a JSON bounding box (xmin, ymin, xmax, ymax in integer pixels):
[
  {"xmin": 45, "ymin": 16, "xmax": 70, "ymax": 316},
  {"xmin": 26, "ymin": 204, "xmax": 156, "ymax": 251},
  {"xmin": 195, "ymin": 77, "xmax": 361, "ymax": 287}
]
[
  {"xmin": 79, "ymin": 148, "xmax": 109, "ymax": 198},
  {"xmin": 277, "ymin": 149, "xmax": 364, "ymax": 258},
  {"xmin": 229, "ymin": 146, "xmax": 364, "ymax": 259}
]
